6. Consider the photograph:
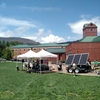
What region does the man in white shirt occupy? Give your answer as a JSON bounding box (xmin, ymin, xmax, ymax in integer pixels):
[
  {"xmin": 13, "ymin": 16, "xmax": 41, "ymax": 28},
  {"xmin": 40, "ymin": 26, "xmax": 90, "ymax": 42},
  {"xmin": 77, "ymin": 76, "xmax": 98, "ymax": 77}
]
[{"xmin": 72, "ymin": 62, "xmax": 76, "ymax": 77}]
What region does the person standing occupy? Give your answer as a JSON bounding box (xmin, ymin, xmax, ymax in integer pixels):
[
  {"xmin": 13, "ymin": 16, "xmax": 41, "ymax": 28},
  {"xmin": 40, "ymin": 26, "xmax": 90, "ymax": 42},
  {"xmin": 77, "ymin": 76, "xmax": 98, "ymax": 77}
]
[
  {"xmin": 22, "ymin": 59, "xmax": 25, "ymax": 70},
  {"xmin": 87, "ymin": 59, "xmax": 91, "ymax": 66},
  {"xmin": 58, "ymin": 60, "xmax": 62, "ymax": 71},
  {"xmin": 87, "ymin": 59, "xmax": 91, "ymax": 70},
  {"xmin": 72, "ymin": 62, "xmax": 77, "ymax": 77},
  {"xmin": 93, "ymin": 60, "xmax": 98, "ymax": 72}
]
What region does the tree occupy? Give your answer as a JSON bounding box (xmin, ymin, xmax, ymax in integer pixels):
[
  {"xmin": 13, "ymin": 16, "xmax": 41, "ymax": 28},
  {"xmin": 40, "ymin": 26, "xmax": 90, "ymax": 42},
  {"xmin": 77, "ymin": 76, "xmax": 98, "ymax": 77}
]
[
  {"xmin": 2, "ymin": 40, "xmax": 6, "ymax": 49},
  {"xmin": 0, "ymin": 48, "xmax": 2, "ymax": 57},
  {"xmin": 6, "ymin": 41, "xmax": 10, "ymax": 47},
  {"xmin": 0, "ymin": 40, "xmax": 23, "ymax": 59},
  {"xmin": 2, "ymin": 48, "xmax": 12, "ymax": 60}
]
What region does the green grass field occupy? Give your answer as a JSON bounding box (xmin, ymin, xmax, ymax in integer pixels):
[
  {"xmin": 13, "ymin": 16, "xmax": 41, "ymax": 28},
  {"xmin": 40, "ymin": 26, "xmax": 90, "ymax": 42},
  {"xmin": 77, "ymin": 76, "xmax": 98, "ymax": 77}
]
[{"xmin": 0, "ymin": 62, "xmax": 100, "ymax": 100}]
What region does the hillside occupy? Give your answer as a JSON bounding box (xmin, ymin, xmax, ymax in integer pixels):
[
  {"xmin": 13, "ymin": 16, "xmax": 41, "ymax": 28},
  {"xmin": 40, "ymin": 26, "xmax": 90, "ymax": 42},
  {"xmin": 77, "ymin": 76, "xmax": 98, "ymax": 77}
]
[{"xmin": 0, "ymin": 37, "xmax": 40, "ymax": 45}]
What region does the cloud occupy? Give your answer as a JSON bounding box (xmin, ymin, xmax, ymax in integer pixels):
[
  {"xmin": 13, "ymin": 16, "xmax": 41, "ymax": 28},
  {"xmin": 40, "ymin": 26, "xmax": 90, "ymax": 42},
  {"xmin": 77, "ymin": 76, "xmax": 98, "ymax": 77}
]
[
  {"xmin": 41, "ymin": 34, "xmax": 66, "ymax": 43},
  {"xmin": 68, "ymin": 16, "xmax": 100, "ymax": 34},
  {"xmin": 36, "ymin": 28, "xmax": 44, "ymax": 37},
  {"xmin": 0, "ymin": 16, "xmax": 36, "ymax": 28},
  {"xmin": 14, "ymin": 26, "xmax": 30, "ymax": 35},
  {"xmin": 0, "ymin": 16, "xmax": 38, "ymax": 37},
  {"xmin": 24, "ymin": 34, "xmax": 66, "ymax": 43},
  {"xmin": 0, "ymin": 16, "xmax": 65, "ymax": 43},
  {"xmin": 23, "ymin": 28, "xmax": 66, "ymax": 43},
  {"xmin": 0, "ymin": 30, "xmax": 14, "ymax": 37}
]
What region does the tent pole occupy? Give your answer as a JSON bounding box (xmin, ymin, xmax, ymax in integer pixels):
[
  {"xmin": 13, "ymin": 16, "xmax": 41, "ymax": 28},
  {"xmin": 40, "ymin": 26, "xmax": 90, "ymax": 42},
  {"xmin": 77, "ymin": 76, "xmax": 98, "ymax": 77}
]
[{"xmin": 40, "ymin": 57, "xmax": 41, "ymax": 74}]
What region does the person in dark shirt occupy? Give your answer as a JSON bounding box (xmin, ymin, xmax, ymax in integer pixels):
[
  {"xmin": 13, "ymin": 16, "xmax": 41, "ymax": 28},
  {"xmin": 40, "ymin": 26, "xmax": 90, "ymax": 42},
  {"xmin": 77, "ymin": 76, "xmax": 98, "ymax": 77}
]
[{"xmin": 58, "ymin": 60, "xmax": 62, "ymax": 71}]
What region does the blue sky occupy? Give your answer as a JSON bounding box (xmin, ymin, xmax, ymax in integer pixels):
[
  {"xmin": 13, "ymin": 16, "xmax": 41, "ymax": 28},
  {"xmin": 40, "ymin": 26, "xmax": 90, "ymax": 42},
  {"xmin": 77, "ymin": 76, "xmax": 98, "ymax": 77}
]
[{"xmin": 0, "ymin": 0, "xmax": 100, "ymax": 43}]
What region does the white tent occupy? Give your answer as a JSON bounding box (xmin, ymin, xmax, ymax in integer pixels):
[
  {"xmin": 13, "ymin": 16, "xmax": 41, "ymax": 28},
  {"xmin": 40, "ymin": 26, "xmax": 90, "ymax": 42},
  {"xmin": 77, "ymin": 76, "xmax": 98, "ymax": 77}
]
[
  {"xmin": 17, "ymin": 49, "xmax": 57, "ymax": 58},
  {"xmin": 17, "ymin": 49, "xmax": 57, "ymax": 73},
  {"xmin": 36, "ymin": 49, "xmax": 57, "ymax": 58},
  {"xmin": 36, "ymin": 49, "xmax": 58, "ymax": 73},
  {"xmin": 17, "ymin": 53, "xmax": 26, "ymax": 58},
  {"xmin": 17, "ymin": 50, "xmax": 39, "ymax": 58}
]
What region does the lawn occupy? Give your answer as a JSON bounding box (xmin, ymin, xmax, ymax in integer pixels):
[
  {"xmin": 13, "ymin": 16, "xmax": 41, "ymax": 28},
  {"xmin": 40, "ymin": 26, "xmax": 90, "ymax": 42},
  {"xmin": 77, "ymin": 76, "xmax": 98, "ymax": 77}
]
[{"xmin": 0, "ymin": 61, "xmax": 100, "ymax": 100}]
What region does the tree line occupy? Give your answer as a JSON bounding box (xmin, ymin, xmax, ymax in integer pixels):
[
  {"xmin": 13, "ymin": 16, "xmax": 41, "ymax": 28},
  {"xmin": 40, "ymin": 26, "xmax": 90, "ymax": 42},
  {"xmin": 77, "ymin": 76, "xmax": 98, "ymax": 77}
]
[{"xmin": 0, "ymin": 41, "xmax": 23, "ymax": 60}]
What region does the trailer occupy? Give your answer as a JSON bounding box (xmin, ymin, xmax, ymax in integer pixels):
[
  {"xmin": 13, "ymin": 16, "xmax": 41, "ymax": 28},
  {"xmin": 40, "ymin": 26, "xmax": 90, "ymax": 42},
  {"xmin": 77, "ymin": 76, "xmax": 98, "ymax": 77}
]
[{"xmin": 66, "ymin": 53, "xmax": 92, "ymax": 73}]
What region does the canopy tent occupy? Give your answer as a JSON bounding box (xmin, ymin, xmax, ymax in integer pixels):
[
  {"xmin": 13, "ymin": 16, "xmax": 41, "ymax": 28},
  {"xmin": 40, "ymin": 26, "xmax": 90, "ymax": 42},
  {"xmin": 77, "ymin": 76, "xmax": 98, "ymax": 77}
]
[
  {"xmin": 17, "ymin": 49, "xmax": 57, "ymax": 58},
  {"xmin": 36, "ymin": 49, "xmax": 57, "ymax": 58},
  {"xmin": 17, "ymin": 53, "xmax": 26, "ymax": 58},
  {"xmin": 36, "ymin": 49, "xmax": 58, "ymax": 73},
  {"xmin": 17, "ymin": 50, "xmax": 39, "ymax": 58},
  {"xmin": 17, "ymin": 49, "xmax": 58, "ymax": 73}
]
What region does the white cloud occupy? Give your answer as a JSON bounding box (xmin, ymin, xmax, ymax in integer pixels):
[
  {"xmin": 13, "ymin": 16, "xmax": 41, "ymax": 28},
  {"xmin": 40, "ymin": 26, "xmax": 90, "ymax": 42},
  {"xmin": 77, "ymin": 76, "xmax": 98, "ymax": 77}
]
[
  {"xmin": 0, "ymin": 16, "xmax": 65, "ymax": 43},
  {"xmin": 0, "ymin": 30, "xmax": 14, "ymax": 37},
  {"xmin": 68, "ymin": 16, "xmax": 100, "ymax": 34},
  {"xmin": 23, "ymin": 28, "xmax": 66, "ymax": 43},
  {"xmin": 23, "ymin": 36, "xmax": 37, "ymax": 41},
  {"xmin": 0, "ymin": 16, "xmax": 36, "ymax": 28},
  {"xmin": 1, "ymin": 15, "xmax": 100, "ymax": 43},
  {"xmin": 0, "ymin": 16, "xmax": 38, "ymax": 37},
  {"xmin": 36, "ymin": 28, "xmax": 44, "ymax": 37},
  {"xmin": 41, "ymin": 34, "xmax": 66, "ymax": 43},
  {"xmin": 14, "ymin": 26, "xmax": 29, "ymax": 35}
]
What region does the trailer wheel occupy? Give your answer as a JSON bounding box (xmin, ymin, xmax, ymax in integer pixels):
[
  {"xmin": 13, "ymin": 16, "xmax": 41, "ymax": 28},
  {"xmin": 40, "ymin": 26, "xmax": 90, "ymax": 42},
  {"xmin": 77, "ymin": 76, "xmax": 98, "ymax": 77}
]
[
  {"xmin": 75, "ymin": 68, "xmax": 80, "ymax": 73},
  {"xmin": 68, "ymin": 68, "xmax": 73, "ymax": 73}
]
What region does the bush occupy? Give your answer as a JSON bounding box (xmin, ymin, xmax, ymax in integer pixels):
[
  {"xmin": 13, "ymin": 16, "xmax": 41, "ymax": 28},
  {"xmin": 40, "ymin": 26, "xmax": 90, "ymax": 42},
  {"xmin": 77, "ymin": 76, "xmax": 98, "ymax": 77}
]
[{"xmin": 61, "ymin": 60, "xmax": 66, "ymax": 63}]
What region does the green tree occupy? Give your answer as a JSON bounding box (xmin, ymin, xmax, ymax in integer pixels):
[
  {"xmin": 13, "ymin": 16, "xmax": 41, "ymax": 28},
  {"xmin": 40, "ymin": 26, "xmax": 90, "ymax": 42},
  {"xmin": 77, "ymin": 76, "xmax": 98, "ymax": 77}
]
[
  {"xmin": 6, "ymin": 41, "xmax": 10, "ymax": 47},
  {"xmin": 0, "ymin": 40, "xmax": 23, "ymax": 59},
  {"xmin": 0, "ymin": 48, "xmax": 2, "ymax": 57},
  {"xmin": 2, "ymin": 40, "xmax": 6, "ymax": 49},
  {"xmin": 2, "ymin": 48, "xmax": 12, "ymax": 60}
]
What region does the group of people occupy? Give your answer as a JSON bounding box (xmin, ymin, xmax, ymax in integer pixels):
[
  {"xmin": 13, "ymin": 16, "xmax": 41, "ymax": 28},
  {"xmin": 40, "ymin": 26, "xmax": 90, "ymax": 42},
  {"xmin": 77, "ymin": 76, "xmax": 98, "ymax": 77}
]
[
  {"xmin": 21, "ymin": 59, "xmax": 50, "ymax": 73},
  {"xmin": 22, "ymin": 59, "xmax": 40, "ymax": 73},
  {"xmin": 21, "ymin": 58, "xmax": 99, "ymax": 75}
]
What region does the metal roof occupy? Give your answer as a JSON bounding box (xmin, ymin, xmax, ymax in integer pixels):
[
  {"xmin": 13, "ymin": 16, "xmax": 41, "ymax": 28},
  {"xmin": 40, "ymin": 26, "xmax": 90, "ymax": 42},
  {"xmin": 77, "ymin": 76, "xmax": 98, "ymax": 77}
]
[
  {"xmin": 36, "ymin": 43, "xmax": 62, "ymax": 47},
  {"xmin": 47, "ymin": 48, "xmax": 66, "ymax": 53},
  {"xmin": 10, "ymin": 43, "xmax": 69, "ymax": 48},
  {"xmin": 92, "ymin": 36, "xmax": 100, "ymax": 42},
  {"xmin": 79, "ymin": 36, "xmax": 98, "ymax": 42},
  {"xmin": 10, "ymin": 44, "xmax": 33, "ymax": 48}
]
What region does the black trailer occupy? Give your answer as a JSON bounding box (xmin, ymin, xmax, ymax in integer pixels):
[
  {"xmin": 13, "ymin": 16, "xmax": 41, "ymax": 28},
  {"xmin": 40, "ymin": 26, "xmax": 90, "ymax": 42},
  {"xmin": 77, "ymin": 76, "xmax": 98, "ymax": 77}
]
[{"xmin": 66, "ymin": 53, "xmax": 92, "ymax": 73}]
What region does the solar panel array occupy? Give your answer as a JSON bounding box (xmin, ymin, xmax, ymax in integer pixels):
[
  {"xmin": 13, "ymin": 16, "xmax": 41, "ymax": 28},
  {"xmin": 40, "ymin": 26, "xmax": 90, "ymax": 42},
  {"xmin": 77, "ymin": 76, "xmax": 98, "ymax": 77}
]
[{"xmin": 66, "ymin": 53, "xmax": 89, "ymax": 65}]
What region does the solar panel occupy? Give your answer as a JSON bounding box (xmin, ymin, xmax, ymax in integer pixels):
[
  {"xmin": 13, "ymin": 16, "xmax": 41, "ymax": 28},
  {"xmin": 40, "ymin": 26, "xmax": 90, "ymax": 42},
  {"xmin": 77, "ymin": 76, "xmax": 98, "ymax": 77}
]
[
  {"xmin": 73, "ymin": 54, "xmax": 81, "ymax": 65},
  {"xmin": 79, "ymin": 54, "xmax": 89, "ymax": 65},
  {"xmin": 66, "ymin": 55, "xmax": 74, "ymax": 64},
  {"xmin": 66, "ymin": 53, "xmax": 89, "ymax": 65}
]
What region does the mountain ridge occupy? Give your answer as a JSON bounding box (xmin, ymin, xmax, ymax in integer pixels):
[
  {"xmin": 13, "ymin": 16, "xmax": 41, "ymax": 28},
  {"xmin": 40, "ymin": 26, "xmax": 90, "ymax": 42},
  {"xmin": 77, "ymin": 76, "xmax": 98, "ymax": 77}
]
[{"xmin": 0, "ymin": 37, "xmax": 40, "ymax": 45}]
